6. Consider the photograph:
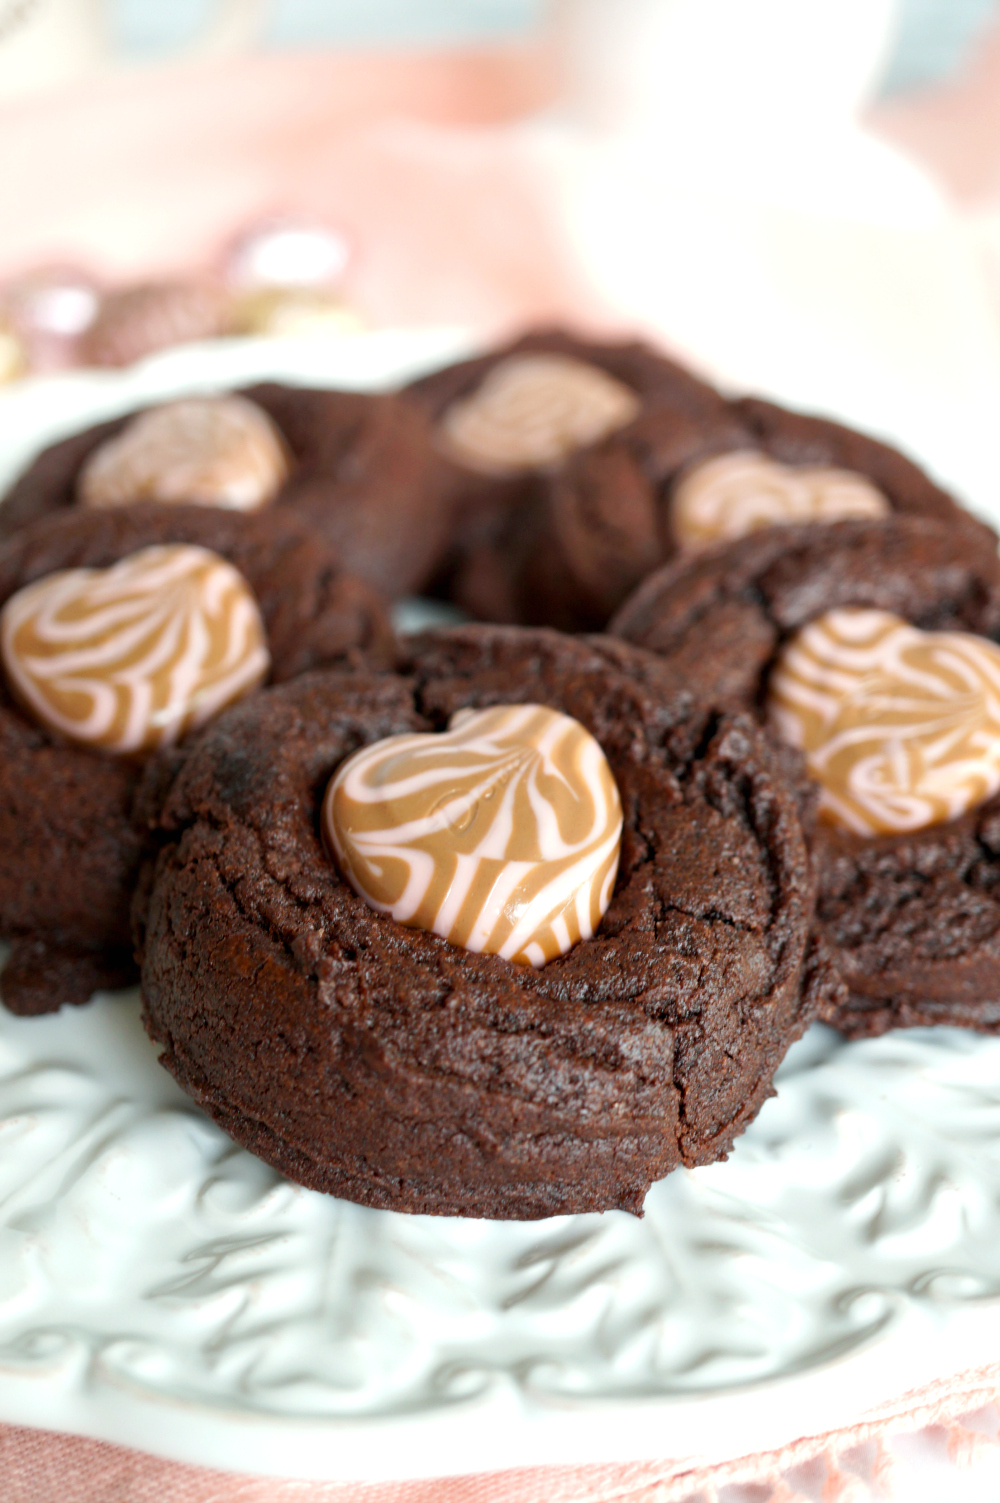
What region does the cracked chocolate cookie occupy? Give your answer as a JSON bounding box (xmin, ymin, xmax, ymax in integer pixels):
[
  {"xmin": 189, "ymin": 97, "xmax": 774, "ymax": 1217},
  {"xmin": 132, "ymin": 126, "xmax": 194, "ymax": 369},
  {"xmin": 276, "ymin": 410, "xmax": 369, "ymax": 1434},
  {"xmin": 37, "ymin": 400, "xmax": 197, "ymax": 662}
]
[
  {"xmin": 611, "ymin": 516, "xmax": 1000, "ymax": 1038},
  {"xmin": 136, "ymin": 624, "xmax": 818, "ymax": 1219},
  {"xmin": 406, "ymin": 327, "xmax": 727, "ymax": 622},
  {"xmin": 0, "ymin": 501, "xmax": 393, "ymax": 1017},
  {"xmin": 0, "ymin": 382, "xmax": 448, "ymax": 598},
  {"xmin": 486, "ymin": 388, "xmax": 996, "ymax": 633}
]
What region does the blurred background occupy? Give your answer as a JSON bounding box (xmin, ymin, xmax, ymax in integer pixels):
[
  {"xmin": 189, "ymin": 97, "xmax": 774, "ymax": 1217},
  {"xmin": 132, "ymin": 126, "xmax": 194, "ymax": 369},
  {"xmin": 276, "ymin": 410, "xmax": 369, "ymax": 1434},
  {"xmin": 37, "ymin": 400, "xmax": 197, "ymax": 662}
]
[
  {"xmin": 1, "ymin": 0, "xmax": 1000, "ymax": 506},
  {"xmin": 2, "ymin": 0, "xmax": 997, "ymax": 89}
]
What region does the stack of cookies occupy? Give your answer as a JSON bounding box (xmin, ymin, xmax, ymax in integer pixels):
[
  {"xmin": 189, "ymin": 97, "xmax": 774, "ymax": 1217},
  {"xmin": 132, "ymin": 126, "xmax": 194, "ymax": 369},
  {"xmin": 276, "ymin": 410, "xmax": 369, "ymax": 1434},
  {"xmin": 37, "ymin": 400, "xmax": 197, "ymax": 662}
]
[{"xmin": 2, "ymin": 331, "xmax": 997, "ymax": 1220}]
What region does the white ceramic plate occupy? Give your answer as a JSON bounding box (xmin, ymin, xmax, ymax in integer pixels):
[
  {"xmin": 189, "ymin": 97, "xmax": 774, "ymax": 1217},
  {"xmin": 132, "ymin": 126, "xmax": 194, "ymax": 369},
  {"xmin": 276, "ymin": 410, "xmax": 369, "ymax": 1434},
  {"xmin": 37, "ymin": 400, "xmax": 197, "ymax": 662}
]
[{"xmin": 2, "ymin": 333, "xmax": 1000, "ymax": 1484}]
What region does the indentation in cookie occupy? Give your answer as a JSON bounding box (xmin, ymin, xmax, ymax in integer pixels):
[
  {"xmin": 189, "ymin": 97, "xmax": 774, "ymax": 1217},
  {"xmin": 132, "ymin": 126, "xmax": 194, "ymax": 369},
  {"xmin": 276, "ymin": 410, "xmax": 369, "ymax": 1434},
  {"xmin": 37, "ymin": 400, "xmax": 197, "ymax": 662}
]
[
  {"xmin": 671, "ymin": 450, "xmax": 888, "ymax": 550},
  {"xmin": 437, "ymin": 355, "xmax": 641, "ymax": 476},
  {"xmin": 0, "ymin": 543, "xmax": 270, "ymax": 755},
  {"xmin": 78, "ymin": 396, "xmax": 289, "ymax": 513},
  {"xmin": 323, "ymin": 702, "xmax": 622, "ymax": 966},
  {"xmin": 768, "ymin": 607, "xmax": 1000, "ymax": 835}
]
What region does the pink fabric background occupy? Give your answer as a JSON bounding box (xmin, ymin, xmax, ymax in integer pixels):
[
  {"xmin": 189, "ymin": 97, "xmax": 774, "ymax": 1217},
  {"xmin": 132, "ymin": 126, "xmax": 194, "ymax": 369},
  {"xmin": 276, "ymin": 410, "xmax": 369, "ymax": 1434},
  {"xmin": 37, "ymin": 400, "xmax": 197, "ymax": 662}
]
[
  {"xmin": 3, "ymin": 23, "xmax": 1000, "ymax": 338},
  {"xmin": 873, "ymin": 21, "xmax": 1000, "ymax": 206},
  {"xmin": 6, "ymin": 1362, "xmax": 1000, "ymax": 1502},
  {"xmin": 5, "ymin": 19, "xmax": 1000, "ymax": 1500},
  {"xmin": 0, "ymin": 42, "xmax": 618, "ymax": 341}
]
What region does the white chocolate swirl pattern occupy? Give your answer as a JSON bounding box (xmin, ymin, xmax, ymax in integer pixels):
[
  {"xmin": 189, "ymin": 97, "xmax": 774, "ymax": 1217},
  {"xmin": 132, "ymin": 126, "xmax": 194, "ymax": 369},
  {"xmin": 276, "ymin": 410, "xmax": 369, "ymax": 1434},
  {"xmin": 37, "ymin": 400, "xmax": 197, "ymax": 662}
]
[
  {"xmin": 0, "ymin": 544, "xmax": 271, "ymax": 755},
  {"xmin": 768, "ymin": 608, "xmax": 1000, "ymax": 836},
  {"xmin": 78, "ymin": 396, "xmax": 289, "ymax": 513},
  {"xmin": 671, "ymin": 450, "xmax": 889, "ymax": 550},
  {"xmin": 437, "ymin": 355, "xmax": 641, "ymax": 476},
  {"xmin": 323, "ymin": 703, "xmax": 623, "ymax": 967}
]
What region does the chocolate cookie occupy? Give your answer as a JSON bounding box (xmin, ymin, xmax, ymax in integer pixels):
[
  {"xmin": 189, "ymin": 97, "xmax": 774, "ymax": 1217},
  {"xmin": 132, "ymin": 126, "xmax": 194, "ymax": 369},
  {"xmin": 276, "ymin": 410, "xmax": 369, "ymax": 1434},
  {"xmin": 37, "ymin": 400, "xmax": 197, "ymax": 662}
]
[
  {"xmin": 490, "ymin": 392, "xmax": 996, "ymax": 633},
  {"xmin": 0, "ymin": 502, "xmax": 392, "ymax": 1017},
  {"xmin": 611, "ymin": 517, "xmax": 1000, "ymax": 1037},
  {"xmin": 242, "ymin": 383, "xmax": 449, "ymax": 597},
  {"xmin": 406, "ymin": 328, "xmax": 727, "ymax": 622},
  {"xmin": 0, "ymin": 383, "xmax": 448, "ymax": 598},
  {"xmin": 136, "ymin": 624, "xmax": 819, "ymax": 1219}
]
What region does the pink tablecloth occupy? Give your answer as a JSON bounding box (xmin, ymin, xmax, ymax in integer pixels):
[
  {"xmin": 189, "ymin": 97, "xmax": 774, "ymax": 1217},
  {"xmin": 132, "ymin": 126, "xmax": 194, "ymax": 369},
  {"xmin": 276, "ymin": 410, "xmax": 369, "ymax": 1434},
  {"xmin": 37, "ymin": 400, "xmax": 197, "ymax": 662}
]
[{"xmin": 7, "ymin": 1361, "xmax": 1000, "ymax": 1503}]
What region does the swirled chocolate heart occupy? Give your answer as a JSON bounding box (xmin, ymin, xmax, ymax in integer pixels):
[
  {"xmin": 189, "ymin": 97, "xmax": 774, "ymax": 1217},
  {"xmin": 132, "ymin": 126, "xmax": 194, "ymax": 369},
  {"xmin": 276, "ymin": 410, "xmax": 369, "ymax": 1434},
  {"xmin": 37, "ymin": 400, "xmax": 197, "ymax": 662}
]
[
  {"xmin": 768, "ymin": 607, "xmax": 1000, "ymax": 835},
  {"xmin": 0, "ymin": 543, "xmax": 271, "ymax": 755},
  {"xmin": 437, "ymin": 354, "xmax": 641, "ymax": 476},
  {"xmin": 671, "ymin": 450, "xmax": 888, "ymax": 550},
  {"xmin": 78, "ymin": 396, "xmax": 289, "ymax": 513},
  {"xmin": 323, "ymin": 703, "xmax": 623, "ymax": 966}
]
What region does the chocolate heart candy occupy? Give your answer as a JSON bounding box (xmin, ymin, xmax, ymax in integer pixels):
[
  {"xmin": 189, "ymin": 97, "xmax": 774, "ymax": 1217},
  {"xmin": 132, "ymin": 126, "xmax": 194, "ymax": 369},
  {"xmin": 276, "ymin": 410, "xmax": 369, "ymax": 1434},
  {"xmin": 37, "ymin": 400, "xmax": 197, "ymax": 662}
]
[
  {"xmin": 672, "ymin": 450, "xmax": 888, "ymax": 550},
  {"xmin": 78, "ymin": 396, "xmax": 289, "ymax": 513},
  {"xmin": 324, "ymin": 702, "xmax": 623, "ymax": 966},
  {"xmin": 769, "ymin": 606, "xmax": 1000, "ymax": 835},
  {"xmin": 438, "ymin": 354, "xmax": 641, "ymax": 476},
  {"xmin": 0, "ymin": 543, "xmax": 270, "ymax": 755}
]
